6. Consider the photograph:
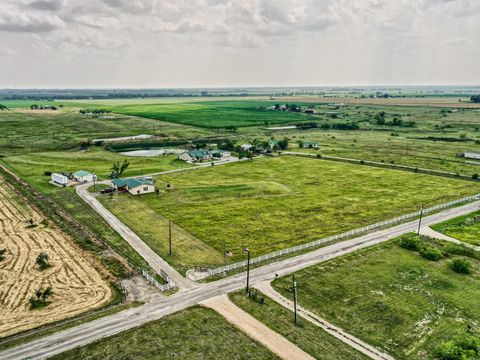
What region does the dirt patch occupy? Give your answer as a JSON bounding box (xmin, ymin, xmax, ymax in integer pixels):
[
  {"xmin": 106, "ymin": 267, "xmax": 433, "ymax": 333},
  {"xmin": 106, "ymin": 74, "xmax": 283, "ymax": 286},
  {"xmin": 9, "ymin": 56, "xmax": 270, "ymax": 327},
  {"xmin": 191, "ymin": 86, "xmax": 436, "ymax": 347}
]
[{"xmin": 0, "ymin": 179, "xmax": 111, "ymax": 338}]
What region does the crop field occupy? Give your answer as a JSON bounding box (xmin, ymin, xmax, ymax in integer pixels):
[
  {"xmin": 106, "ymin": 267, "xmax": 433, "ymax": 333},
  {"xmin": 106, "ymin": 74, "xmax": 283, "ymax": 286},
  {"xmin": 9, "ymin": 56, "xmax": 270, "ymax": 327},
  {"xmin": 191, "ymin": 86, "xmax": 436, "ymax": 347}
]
[
  {"xmin": 0, "ymin": 178, "xmax": 111, "ymax": 338},
  {"xmin": 432, "ymin": 210, "xmax": 480, "ymax": 246},
  {"xmin": 272, "ymin": 238, "xmax": 480, "ymax": 359},
  {"xmin": 229, "ymin": 291, "xmax": 368, "ymax": 359},
  {"xmin": 49, "ymin": 306, "xmax": 277, "ymax": 360},
  {"xmin": 100, "ymin": 156, "xmax": 480, "ymax": 269},
  {"xmin": 102, "ymin": 100, "xmax": 317, "ymax": 128}
]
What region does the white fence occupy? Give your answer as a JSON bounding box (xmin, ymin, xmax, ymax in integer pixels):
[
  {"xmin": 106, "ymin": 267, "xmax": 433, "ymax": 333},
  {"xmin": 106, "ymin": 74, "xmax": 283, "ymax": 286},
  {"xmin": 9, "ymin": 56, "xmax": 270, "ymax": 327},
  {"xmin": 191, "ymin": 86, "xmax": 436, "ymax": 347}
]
[
  {"xmin": 142, "ymin": 270, "xmax": 176, "ymax": 292},
  {"xmin": 196, "ymin": 193, "xmax": 480, "ymax": 280}
]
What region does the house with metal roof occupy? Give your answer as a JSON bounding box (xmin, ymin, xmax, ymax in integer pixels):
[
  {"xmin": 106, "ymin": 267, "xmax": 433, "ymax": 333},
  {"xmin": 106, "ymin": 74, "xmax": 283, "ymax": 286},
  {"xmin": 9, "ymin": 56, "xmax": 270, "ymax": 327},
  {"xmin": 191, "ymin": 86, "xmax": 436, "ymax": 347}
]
[
  {"xmin": 302, "ymin": 141, "xmax": 319, "ymax": 149},
  {"xmin": 73, "ymin": 170, "xmax": 95, "ymax": 183},
  {"xmin": 178, "ymin": 149, "xmax": 213, "ymax": 162},
  {"xmin": 111, "ymin": 177, "xmax": 155, "ymax": 195}
]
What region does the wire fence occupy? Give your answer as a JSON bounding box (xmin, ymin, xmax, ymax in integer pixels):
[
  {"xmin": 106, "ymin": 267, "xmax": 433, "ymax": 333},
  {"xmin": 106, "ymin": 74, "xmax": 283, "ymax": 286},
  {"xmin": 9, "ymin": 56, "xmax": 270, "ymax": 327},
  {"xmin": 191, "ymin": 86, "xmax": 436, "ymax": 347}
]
[
  {"xmin": 193, "ymin": 193, "xmax": 480, "ymax": 280},
  {"xmin": 142, "ymin": 270, "xmax": 176, "ymax": 292}
]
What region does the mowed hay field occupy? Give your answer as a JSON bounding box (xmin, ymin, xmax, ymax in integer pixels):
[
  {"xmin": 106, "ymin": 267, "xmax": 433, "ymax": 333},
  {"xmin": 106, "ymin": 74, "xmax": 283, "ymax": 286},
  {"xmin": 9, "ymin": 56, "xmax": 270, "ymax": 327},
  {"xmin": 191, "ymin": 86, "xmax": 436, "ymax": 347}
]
[
  {"xmin": 0, "ymin": 178, "xmax": 111, "ymax": 337},
  {"xmin": 102, "ymin": 156, "xmax": 480, "ymax": 268}
]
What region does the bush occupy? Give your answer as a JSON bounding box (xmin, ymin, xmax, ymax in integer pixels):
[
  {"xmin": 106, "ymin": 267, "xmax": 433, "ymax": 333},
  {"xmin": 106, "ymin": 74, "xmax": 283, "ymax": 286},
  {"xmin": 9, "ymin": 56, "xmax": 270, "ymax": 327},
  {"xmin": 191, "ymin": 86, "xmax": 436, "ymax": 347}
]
[
  {"xmin": 44, "ymin": 171, "xmax": 52, "ymax": 176},
  {"xmin": 419, "ymin": 246, "xmax": 443, "ymax": 261},
  {"xmin": 399, "ymin": 234, "xmax": 421, "ymax": 251},
  {"xmin": 473, "ymin": 174, "xmax": 479, "ymax": 180},
  {"xmin": 450, "ymin": 259, "xmax": 471, "ymax": 274},
  {"xmin": 436, "ymin": 333, "xmax": 480, "ymax": 359}
]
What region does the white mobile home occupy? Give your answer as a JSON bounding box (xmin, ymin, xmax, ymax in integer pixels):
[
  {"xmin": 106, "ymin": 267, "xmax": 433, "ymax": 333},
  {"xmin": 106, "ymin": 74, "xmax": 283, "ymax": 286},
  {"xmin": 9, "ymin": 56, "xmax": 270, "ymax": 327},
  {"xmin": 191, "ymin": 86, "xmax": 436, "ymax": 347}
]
[
  {"xmin": 463, "ymin": 152, "xmax": 480, "ymax": 160},
  {"xmin": 51, "ymin": 173, "xmax": 68, "ymax": 187}
]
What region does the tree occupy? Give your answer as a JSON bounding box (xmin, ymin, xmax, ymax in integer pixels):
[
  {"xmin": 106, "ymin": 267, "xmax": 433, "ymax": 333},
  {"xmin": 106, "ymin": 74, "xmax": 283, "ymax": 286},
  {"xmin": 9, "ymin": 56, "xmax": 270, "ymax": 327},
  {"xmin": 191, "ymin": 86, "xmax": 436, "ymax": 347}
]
[
  {"xmin": 29, "ymin": 287, "xmax": 54, "ymax": 309},
  {"xmin": 297, "ymin": 140, "xmax": 304, "ymax": 148},
  {"xmin": 0, "ymin": 248, "xmax": 6, "ymax": 261},
  {"xmin": 278, "ymin": 138, "xmax": 289, "ymax": 150},
  {"xmin": 111, "ymin": 160, "xmax": 129, "ymax": 178},
  {"xmin": 375, "ymin": 111, "xmax": 386, "ymax": 125},
  {"xmin": 0, "ymin": 104, "xmax": 7, "ymax": 110},
  {"xmin": 219, "ymin": 139, "xmax": 234, "ymax": 151},
  {"xmin": 436, "ymin": 333, "xmax": 480, "ymax": 359},
  {"xmin": 471, "ymin": 95, "xmax": 480, "ymax": 104},
  {"xmin": 36, "ymin": 252, "xmax": 50, "ymax": 270}
]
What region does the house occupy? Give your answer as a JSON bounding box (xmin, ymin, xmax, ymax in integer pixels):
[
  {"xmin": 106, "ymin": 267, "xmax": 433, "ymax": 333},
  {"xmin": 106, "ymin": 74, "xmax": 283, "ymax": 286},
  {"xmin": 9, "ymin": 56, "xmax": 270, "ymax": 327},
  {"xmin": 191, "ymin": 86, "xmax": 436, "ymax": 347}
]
[
  {"xmin": 463, "ymin": 152, "xmax": 480, "ymax": 160},
  {"xmin": 111, "ymin": 178, "xmax": 155, "ymax": 195},
  {"xmin": 240, "ymin": 144, "xmax": 253, "ymax": 151},
  {"xmin": 268, "ymin": 140, "xmax": 279, "ymax": 149},
  {"xmin": 178, "ymin": 149, "xmax": 212, "ymax": 162},
  {"xmin": 51, "ymin": 173, "xmax": 68, "ymax": 187},
  {"xmin": 73, "ymin": 170, "xmax": 95, "ymax": 183},
  {"xmin": 302, "ymin": 141, "xmax": 319, "ymax": 149}
]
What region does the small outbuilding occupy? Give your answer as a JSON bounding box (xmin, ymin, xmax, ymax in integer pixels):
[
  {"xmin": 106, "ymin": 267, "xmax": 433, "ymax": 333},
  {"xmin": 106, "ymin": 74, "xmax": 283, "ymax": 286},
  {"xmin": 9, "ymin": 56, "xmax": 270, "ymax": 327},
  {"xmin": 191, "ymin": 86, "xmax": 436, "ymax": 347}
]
[
  {"xmin": 73, "ymin": 170, "xmax": 95, "ymax": 183},
  {"xmin": 111, "ymin": 178, "xmax": 155, "ymax": 195},
  {"xmin": 463, "ymin": 152, "xmax": 480, "ymax": 160}
]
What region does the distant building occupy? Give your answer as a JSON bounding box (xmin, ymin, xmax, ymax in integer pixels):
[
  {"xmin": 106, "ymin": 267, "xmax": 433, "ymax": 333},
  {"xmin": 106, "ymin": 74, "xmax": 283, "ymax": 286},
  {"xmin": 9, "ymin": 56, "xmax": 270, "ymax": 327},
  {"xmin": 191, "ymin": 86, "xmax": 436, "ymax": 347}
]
[
  {"xmin": 268, "ymin": 140, "xmax": 280, "ymax": 149},
  {"xmin": 240, "ymin": 144, "xmax": 253, "ymax": 151},
  {"xmin": 210, "ymin": 150, "xmax": 231, "ymax": 158},
  {"xmin": 302, "ymin": 141, "xmax": 319, "ymax": 149},
  {"xmin": 178, "ymin": 149, "xmax": 213, "ymax": 162},
  {"xmin": 73, "ymin": 170, "xmax": 95, "ymax": 183},
  {"xmin": 304, "ymin": 109, "xmax": 315, "ymax": 114},
  {"xmin": 111, "ymin": 178, "xmax": 155, "ymax": 195},
  {"xmin": 463, "ymin": 152, "xmax": 480, "ymax": 160}
]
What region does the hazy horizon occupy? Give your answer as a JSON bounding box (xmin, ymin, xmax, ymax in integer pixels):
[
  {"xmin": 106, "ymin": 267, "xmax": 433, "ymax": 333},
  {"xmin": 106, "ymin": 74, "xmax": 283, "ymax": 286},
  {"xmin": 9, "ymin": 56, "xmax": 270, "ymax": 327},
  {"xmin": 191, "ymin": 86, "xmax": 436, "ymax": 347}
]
[{"xmin": 1, "ymin": 0, "xmax": 479, "ymax": 88}]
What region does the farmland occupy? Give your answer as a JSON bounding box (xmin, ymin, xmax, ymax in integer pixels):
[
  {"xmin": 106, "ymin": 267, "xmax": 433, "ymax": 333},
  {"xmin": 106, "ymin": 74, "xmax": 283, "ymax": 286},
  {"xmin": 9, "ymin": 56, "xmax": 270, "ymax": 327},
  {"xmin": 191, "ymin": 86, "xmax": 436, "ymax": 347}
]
[
  {"xmin": 229, "ymin": 290, "xmax": 368, "ymax": 359},
  {"xmin": 49, "ymin": 306, "xmax": 277, "ymax": 360},
  {"xmin": 432, "ymin": 210, "xmax": 480, "ymax": 246},
  {"xmin": 272, "ymin": 237, "xmax": 480, "ymax": 359},
  {"xmin": 0, "ymin": 177, "xmax": 111, "ymax": 337},
  {"xmin": 99, "ymin": 156, "xmax": 480, "ymax": 269}
]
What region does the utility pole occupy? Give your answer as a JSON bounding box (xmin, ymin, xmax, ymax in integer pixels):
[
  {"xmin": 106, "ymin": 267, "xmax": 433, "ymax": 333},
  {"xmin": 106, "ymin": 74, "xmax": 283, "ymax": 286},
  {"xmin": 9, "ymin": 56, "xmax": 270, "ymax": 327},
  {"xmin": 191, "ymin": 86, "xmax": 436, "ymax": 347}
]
[
  {"xmin": 292, "ymin": 275, "xmax": 298, "ymax": 325},
  {"xmin": 244, "ymin": 248, "xmax": 251, "ymax": 295},
  {"xmin": 417, "ymin": 204, "xmax": 424, "ymax": 235},
  {"xmin": 168, "ymin": 220, "xmax": 172, "ymax": 256},
  {"xmin": 223, "ymin": 240, "xmax": 226, "ymax": 266}
]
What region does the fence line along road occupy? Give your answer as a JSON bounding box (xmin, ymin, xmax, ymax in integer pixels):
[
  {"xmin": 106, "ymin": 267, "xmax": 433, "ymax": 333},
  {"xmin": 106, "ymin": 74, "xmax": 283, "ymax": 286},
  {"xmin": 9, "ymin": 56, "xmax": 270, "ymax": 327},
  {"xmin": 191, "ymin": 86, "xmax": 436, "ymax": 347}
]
[
  {"xmin": 142, "ymin": 271, "xmax": 176, "ymax": 292},
  {"xmin": 193, "ymin": 193, "xmax": 480, "ymax": 280}
]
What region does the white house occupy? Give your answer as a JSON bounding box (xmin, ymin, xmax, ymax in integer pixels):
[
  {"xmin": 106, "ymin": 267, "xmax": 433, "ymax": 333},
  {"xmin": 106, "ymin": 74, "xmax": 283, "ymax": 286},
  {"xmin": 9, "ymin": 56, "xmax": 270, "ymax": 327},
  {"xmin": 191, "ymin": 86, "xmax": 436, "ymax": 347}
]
[
  {"xmin": 73, "ymin": 170, "xmax": 95, "ymax": 183},
  {"xmin": 463, "ymin": 152, "xmax": 480, "ymax": 160},
  {"xmin": 240, "ymin": 144, "xmax": 253, "ymax": 151},
  {"xmin": 51, "ymin": 173, "xmax": 68, "ymax": 187}
]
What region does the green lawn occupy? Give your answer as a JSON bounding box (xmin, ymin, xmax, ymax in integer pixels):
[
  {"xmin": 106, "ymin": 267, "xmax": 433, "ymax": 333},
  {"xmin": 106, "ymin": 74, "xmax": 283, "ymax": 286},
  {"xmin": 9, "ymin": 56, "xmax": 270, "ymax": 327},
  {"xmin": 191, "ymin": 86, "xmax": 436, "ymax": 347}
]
[
  {"xmin": 50, "ymin": 306, "xmax": 278, "ymax": 360},
  {"xmin": 272, "ymin": 238, "xmax": 480, "ymax": 359},
  {"xmin": 432, "ymin": 210, "xmax": 480, "ymax": 246},
  {"xmin": 229, "ymin": 291, "xmax": 368, "ymax": 360},
  {"xmin": 100, "ymin": 156, "xmax": 480, "ymax": 270}
]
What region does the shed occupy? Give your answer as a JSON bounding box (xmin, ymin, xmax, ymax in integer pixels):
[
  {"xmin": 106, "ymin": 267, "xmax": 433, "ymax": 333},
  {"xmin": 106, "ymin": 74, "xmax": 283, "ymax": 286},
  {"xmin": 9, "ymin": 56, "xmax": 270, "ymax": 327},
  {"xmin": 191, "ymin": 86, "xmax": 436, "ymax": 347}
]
[{"xmin": 73, "ymin": 170, "xmax": 95, "ymax": 183}]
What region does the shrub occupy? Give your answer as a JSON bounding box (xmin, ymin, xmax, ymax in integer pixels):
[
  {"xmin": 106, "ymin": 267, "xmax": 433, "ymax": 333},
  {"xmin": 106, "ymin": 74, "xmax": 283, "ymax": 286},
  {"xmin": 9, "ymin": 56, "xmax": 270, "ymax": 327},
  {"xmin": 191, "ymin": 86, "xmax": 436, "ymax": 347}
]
[
  {"xmin": 436, "ymin": 333, "xmax": 480, "ymax": 359},
  {"xmin": 450, "ymin": 259, "xmax": 471, "ymax": 274},
  {"xmin": 473, "ymin": 174, "xmax": 479, "ymax": 180},
  {"xmin": 399, "ymin": 234, "xmax": 421, "ymax": 251},
  {"xmin": 44, "ymin": 171, "xmax": 52, "ymax": 176},
  {"xmin": 419, "ymin": 246, "xmax": 443, "ymax": 261},
  {"xmin": 0, "ymin": 248, "xmax": 5, "ymax": 261}
]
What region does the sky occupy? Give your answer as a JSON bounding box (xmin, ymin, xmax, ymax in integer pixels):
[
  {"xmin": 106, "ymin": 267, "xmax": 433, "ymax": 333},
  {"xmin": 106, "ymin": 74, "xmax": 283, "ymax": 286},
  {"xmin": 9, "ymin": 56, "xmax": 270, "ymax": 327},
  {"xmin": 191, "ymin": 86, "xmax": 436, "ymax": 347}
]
[{"xmin": 0, "ymin": 0, "xmax": 479, "ymax": 88}]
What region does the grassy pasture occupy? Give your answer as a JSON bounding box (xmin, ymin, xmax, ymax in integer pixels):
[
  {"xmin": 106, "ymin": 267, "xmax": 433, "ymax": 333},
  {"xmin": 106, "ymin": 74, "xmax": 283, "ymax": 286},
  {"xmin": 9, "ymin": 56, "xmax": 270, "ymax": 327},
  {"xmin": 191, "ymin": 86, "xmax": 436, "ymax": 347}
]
[
  {"xmin": 432, "ymin": 210, "xmax": 480, "ymax": 246},
  {"xmin": 100, "ymin": 156, "xmax": 480, "ymax": 270},
  {"xmin": 229, "ymin": 291, "xmax": 368, "ymax": 359},
  {"xmin": 49, "ymin": 306, "xmax": 278, "ymax": 360},
  {"xmin": 273, "ymin": 238, "xmax": 480, "ymax": 359}
]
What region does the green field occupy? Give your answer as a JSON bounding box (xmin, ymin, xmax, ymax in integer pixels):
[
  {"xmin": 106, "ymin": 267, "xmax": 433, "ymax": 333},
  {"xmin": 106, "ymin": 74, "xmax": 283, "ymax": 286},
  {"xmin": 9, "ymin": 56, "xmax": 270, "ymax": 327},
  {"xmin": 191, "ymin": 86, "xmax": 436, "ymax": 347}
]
[
  {"xmin": 432, "ymin": 210, "xmax": 480, "ymax": 246},
  {"xmin": 50, "ymin": 306, "xmax": 277, "ymax": 360},
  {"xmin": 104, "ymin": 100, "xmax": 316, "ymax": 128},
  {"xmin": 272, "ymin": 238, "xmax": 480, "ymax": 359},
  {"xmin": 99, "ymin": 156, "xmax": 480, "ymax": 271},
  {"xmin": 229, "ymin": 291, "xmax": 368, "ymax": 359}
]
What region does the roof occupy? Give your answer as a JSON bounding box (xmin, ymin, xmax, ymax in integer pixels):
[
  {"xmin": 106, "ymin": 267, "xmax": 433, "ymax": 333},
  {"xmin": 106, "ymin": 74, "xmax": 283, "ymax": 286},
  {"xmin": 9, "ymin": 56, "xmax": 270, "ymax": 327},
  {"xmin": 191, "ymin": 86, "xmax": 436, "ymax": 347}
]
[
  {"xmin": 188, "ymin": 149, "xmax": 211, "ymax": 158},
  {"xmin": 268, "ymin": 140, "xmax": 279, "ymax": 145},
  {"xmin": 112, "ymin": 178, "xmax": 152, "ymax": 189},
  {"xmin": 304, "ymin": 141, "xmax": 319, "ymax": 145},
  {"xmin": 74, "ymin": 170, "xmax": 92, "ymax": 177}
]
